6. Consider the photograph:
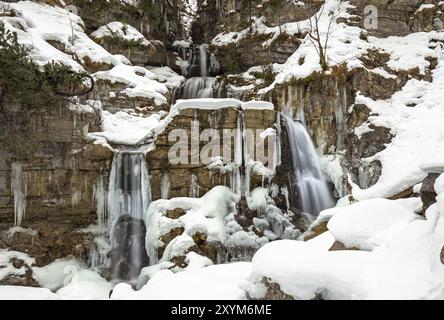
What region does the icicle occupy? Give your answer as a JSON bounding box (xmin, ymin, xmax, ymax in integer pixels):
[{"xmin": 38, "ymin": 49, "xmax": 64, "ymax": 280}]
[
  {"xmin": 230, "ymin": 112, "xmax": 244, "ymax": 196},
  {"xmin": 93, "ymin": 175, "xmax": 107, "ymax": 234},
  {"xmin": 275, "ymin": 113, "xmax": 282, "ymax": 167},
  {"xmin": 160, "ymin": 173, "xmax": 170, "ymax": 199},
  {"xmin": 281, "ymin": 187, "xmax": 290, "ymax": 210},
  {"xmin": 209, "ymin": 53, "xmax": 220, "ymax": 75},
  {"xmin": 189, "ymin": 174, "xmax": 199, "ymax": 198},
  {"xmin": 11, "ymin": 163, "xmax": 27, "ymax": 227},
  {"xmin": 71, "ymin": 190, "xmax": 82, "ymax": 207}
]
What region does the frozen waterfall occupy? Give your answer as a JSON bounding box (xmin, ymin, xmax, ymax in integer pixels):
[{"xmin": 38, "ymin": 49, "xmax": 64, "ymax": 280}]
[
  {"xmin": 11, "ymin": 163, "xmax": 27, "ymax": 227},
  {"xmin": 107, "ymin": 153, "xmax": 151, "ymax": 281},
  {"xmin": 283, "ymin": 114, "xmax": 334, "ymax": 216}
]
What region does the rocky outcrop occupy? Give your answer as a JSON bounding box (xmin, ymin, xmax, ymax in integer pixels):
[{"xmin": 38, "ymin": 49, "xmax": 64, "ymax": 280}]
[
  {"xmin": 346, "ymin": 0, "xmax": 444, "ymax": 37},
  {"xmin": 211, "ymin": 32, "xmax": 303, "ymax": 74},
  {"xmin": 0, "ymin": 99, "xmax": 113, "ymax": 266},
  {"xmin": 93, "ymin": 80, "xmax": 170, "ymax": 114},
  {"xmin": 68, "ymin": 0, "xmax": 185, "ymax": 46},
  {"xmin": 192, "ymin": 0, "xmax": 322, "ymax": 44},
  {"xmin": 420, "ymin": 173, "xmax": 439, "ymax": 214},
  {"xmin": 148, "ymin": 106, "xmax": 283, "ymax": 200},
  {"xmin": 260, "ymin": 277, "xmax": 294, "ymax": 300}
]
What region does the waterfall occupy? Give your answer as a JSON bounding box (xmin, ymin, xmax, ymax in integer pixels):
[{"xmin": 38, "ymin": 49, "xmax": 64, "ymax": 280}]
[
  {"xmin": 283, "ymin": 114, "xmax": 334, "ymax": 216},
  {"xmin": 11, "ymin": 163, "xmax": 27, "ymax": 227},
  {"xmin": 107, "ymin": 153, "xmax": 151, "ymax": 281},
  {"xmin": 175, "ymin": 77, "xmax": 216, "ymax": 99},
  {"xmin": 108, "ymin": 153, "xmax": 150, "ymax": 223},
  {"xmin": 199, "ymin": 44, "xmax": 208, "ymax": 77}
]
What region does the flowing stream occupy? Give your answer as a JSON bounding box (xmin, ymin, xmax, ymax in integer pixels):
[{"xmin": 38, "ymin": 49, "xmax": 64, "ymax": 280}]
[{"xmin": 283, "ymin": 114, "xmax": 334, "ymax": 216}]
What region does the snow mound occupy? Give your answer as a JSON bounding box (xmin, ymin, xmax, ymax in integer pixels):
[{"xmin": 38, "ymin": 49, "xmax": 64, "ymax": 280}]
[
  {"xmin": 91, "ymin": 21, "xmax": 151, "ymax": 46},
  {"xmin": 87, "ymin": 110, "xmax": 164, "ymax": 146},
  {"xmin": 116, "ymin": 262, "xmax": 252, "ymax": 300},
  {"xmin": 145, "ymin": 186, "xmax": 240, "ymax": 264},
  {"xmin": 248, "ymin": 175, "xmax": 444, "ymax": 299},
  {"xmin": 33, "ymin": 258, "xmax": 84, "ymax": 291},
  {"xmin": 56, "ymin": 266, "xmax": 113, "ymax": 300},
  {"xmin": 325, "ymin": 198, "xmax": 420, "ymax": 250},
  {"xmin": 0, "ymin": 286, "xmax": 59, "ymax": 300},
  {"xmin": 94, "ymin": 64, "xmax": 169, "ymax": 105},
  {"xmin": 1, "ymin": 1, "xmax": 126, "ymax": 71}
]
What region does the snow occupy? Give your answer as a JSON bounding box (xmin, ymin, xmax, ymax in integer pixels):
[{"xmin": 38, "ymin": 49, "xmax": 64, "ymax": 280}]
[
  {"xmin": 212, "ymin": 15, "xmax": 306, "ymax": 48},
  {"xmin": 145, "ymin": 186, "xmax": 240, "ymax": 263},
  {"xmin": 33, "ymin": 259, "xmax": 84, "ymax": 291},
  {"xmin": 94, "ymin": 64, "xmax": 169, "ymax": 105},
  {"xmin": 171, "ymin": 98, "xmax": 274, "ymax": 113},
  {"xmin": 370, "ymin": 67, "xmax": 397, "ymax": 79},
  {"xmin": 91, "ymin": 21, "xmax": 151, "ymax": 46},
  {"xmin": 183, "ymin": 251, "xmax": 213, "ymax": 271},
  {"xmin": 87, "ymin": 110, "xmax": 164, "ymax": 146},
  {"xmin": 115, "ymin": 262, "xmax": 252, "ymax": 300},
  {"xmin": 325, "ymin": 198, "xmax": 420, "ymax": 250},
  {"xmin": 417, "ymin": 4, "xmax": 436, "ymax": 13},
  {"xmin": 55, "ymin": 266, "xmax": 113, "ymax": 300},
  {"xmin": 0, "ymin": 249, "xmax": 35, "ymax": 281},
  {"xmin": 351, "ymin": 49, "xmax": 444, "ymax": 200},
  {"xmin": 1, "ymin": 1, "xmax": 126, "ymax": 71},
  {"xmin": 0, "ymin": 286, "xmax": 60, "ymax": 300},
  {"xmin": 241, "ymin": 100, "xmax": 274, "ymax": 110},
  {"xmin": 148, "ymin": 66, "xmax": 185, "ymax": 90},
  {"xmin": 136, "ymin": 261, "xmax": 174, "ymax": 290},
  {"xmin": 321, "ymin": 154, "xmax": 347, "ymax": 198},
  {"xmin": 370, "ymin": 32, "xmax": 438, "ymax": 74},
  {"xmin": 246, "ymin": 187, "xmax": 269, "ymax": 211},
  {"xmin": 248, "ymin": 174, "xmax": 444, "ymax": 299},
  {"xmin": 171, "ymin": 98, "xmax": 242, "ymax": 112},
  {"xmin": 258, "ymin": 0, "xmax": 441, "ymax": 95}
]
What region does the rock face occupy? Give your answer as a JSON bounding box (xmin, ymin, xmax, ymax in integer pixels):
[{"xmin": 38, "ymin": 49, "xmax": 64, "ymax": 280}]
[
  {"xmin": 69, "ymin": 0, "xmax": 184, "ymax": 46},
  {"xmin": 347, "ymin": 0, "xmax": 444, "ymax": 37},
  {"xmin": 0, "ymin": 99, "xmax": 113, "ymax": 267},
  {"xmin": 147, "ymin": 105, "xmax": 286, "ymax": 200},
  {"xmin": 192, "ymin": 0, "xmax": 324, "ymax": 73},
  {"xmin": 192, "ymin": 0, "xmax": 322, "ymax": 44},
  {"xmin": 260, "ymin": 277, "xmax": 294, "ymax": 300},
  {"xmin": 420, "ymin": 173, "xmax": 439, "ymax": 214},
  {"xmin": 211, "ymin": 32, "xmax": 304, "ymax": 74}
]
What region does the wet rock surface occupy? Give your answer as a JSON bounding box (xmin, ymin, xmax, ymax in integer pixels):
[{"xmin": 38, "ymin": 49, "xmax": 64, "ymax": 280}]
[{"xmin": 108, "ymin": 215, "xmax": 149, "ymax": 281}]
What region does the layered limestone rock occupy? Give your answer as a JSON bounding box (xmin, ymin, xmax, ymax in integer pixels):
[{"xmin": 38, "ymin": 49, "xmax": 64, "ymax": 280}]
[
  {"xmin": 210, "ymin": 32, "xmax": 304, "ymax": 74},
  {"xmin": 145, "ymin": 101, "xmax": 307, "ymax": 267},
  {"xmin": 0, "ymin": 99, "xmax": 113, "ymax": 267},
  {"xmin": 148, "ymin": 105, "xmax": 282, "ymax": 199},
  {"xmin": 345, "ymin": 0, "xmax": 444, "ymax": 37},
  {"xmin": 68, "ymin": 0, "xmax": 185, "ymax": 46},
  {"xmin": 192, "ymin": 0, "xmax": 322, "ymax": 44}
]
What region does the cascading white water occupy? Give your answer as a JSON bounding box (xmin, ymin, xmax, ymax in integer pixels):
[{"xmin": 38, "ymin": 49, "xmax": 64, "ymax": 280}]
[
  {"xmin": 108, "ymin": 153, "xmax": 150, "ymax": 225},
  {"xmin": 107, "ymin": 152, "xmax": 151, "ymax": 280},
  {"xmin": 199, "ymin": 44, "xmax": 208, "ymax": 77},
  {"xmin": 176, "ymin": 77, "xmax": 216, "ymax": 99},
  {"xmin": 283, "ymin": 114, "xmax": 334, "ymax": 216}
]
